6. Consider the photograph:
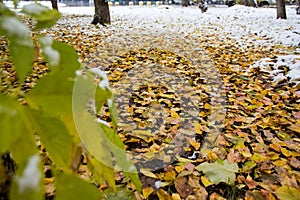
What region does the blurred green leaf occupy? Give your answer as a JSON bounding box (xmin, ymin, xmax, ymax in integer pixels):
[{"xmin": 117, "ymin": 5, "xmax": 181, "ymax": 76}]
[
  {"xmin": 22, "ymin": 3, "xmax": 61, "ymax": 30},
  {"xmin": 88, "ymin": 156, "xmax": 116, "ymax": 191},
  {"xmin": 26, "ymin": 41, "xmax": 80, "ymax": 116},
  {"xmin": 30, "ymin": 110, "xmax": 73, "ymax": 171},
  {"xmin": 100, "ymin": 124, "xmax": 142, "ymax": 192},
  {"xmin": 73, "ymin": 72, "xmax": 142, "ymax": 191},
  {"xmin": 0, "ymin": 94, "xmax": 37, "ymax": 163},
  {"xmin": 55, "ymin": 172, "xmax": 103, "ymax": 200},
  {"xmin": 10, "ymin": 155, "xmax": 44, "ymax": 200},
  {"xmin": 0, "ymin": 16, "xmax": 34, "ymax": 84}
]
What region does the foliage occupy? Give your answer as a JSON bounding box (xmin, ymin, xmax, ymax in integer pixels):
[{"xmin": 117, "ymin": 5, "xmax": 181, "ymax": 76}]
[{"xmin": 0, "ymin": 2, "xmax": 141, "ymax": 199}]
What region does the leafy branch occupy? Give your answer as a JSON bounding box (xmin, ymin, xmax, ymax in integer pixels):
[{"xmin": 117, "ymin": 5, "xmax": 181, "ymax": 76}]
[{"xmin": 0, "ymin": 2, "xmax": 141, "ymax": 199}]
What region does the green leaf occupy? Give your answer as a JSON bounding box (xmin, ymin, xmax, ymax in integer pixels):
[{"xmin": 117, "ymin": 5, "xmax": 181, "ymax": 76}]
[
  {"xmin": 107, "ymin": 98, "xmax": 118, "ymax": 129},
  {"xmin": 0, "ymin": 16, "xmax": 34, "ymax": 84},
  {"xmin": 0, "ymin": 94, "xmax": 37, "ymax": 163},
  {"xmin": 88, "ymin": 156, "xmax": 116, "ymax": 191},
  {"xmin": 0, "ymin": 2, "xmax": 15, "ymax": 16},
  {"xmin": 103, "ymin": 186, "xmax": 136, "ymax": 200},
  {"xmin": 39, "ymin": 36, "xmax": 60, "ymax": 67},
  {"xmin": 55, "ymin": 172, "xmax": 103, "ymax": 200},
  {"xmin": 22, "ymin": 3, "xmax": 61, "ymax": 30},
  {"xmin": 195, "ymin": 160, "xmax": 239, "ymax": 185},
  {"xmin": 275, "ymin": 185, "xmax": 300, "ymax": 200},
  {"xmin": 100, "ymin": 124, "xmax": 142, "ymax": 192},
  {"xmin": 26, "ymin": 41, "xmax": 80, "ymax": 116},
  {"xmin": 72, "ymin": 72, "xmax": 142, "ymax": 191},
  {"xmin": 30, "ymin": 111, "xmax": 73, "ymax": 171},
  {"xmin": 10, "ymin": 155, "xmax": 44, "ymax": 200}
]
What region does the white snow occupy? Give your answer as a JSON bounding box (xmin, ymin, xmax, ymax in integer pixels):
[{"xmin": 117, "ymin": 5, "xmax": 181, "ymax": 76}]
[
  {"xmin": 250, "ymin": 55, "xmax": 300, "ymax": 86},
  {"xmin": 89, "ymin": 68, "xmax": 110, "ymax": 89},
  {"xmin": 16, "ymin": 155, "xmax": 42, "ymax": 193},
  {"xmin": 40, "ymin": 36, "xmax": 60, "ymax": 66},
  {"xmin": 22, "ymin": 3, "xmax": 48, "ymax": 15},
  {"xmin": 96, "ymin": 118, "xmax": 111, "ymax": 127},
  {"xmin": 154, "ymin": 180, "xmax": 162, "ymax": 189}
]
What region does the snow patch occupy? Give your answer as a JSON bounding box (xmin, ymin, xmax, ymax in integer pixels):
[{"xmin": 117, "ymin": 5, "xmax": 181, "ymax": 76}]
[
  {"xmin": 250, "ymin": 55, "xmax": 300, "ymax": 87},
  {"xmin": 154, "ymin": 180, "xmax": 162, "ymax": 189},
  {"xmin": 16, "ymin": 155, "xmax": 42, "ymax": 193}
]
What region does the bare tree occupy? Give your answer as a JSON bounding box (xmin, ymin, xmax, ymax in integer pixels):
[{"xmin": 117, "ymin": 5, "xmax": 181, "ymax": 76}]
[
  {"xmin": 91, "ymin": 0, "xmax": 110, "ymax": 26},
  {"xmin": 276, "ymin": 0, "xmax": 287, "ymax": 19},
  {"xmin": 50, "ymin": 0, "xmax": 58, "ymax": 10}
]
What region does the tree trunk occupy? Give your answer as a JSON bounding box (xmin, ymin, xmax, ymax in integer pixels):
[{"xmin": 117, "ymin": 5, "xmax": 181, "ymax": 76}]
[
  {"xmin": 245, "ymin": 0, "xmax": 257, "ymax": 6},
  {"xmin": 92, "ymin": 0, "xmax": 110, "ymax": 26},
  {"xmin": 51, "ymin": 0, "xmax": 59, "ymax": 10},
  {"xmin": 276, "ymin": 0, "xmax": 287, "ymax": 19},
  {"xmin": 296, "ymin": 0, "xmax": 300, "ymax": 14},
  {"xmin": 182, "ymin": 0, "xmax": 190, "ymax": 6}
]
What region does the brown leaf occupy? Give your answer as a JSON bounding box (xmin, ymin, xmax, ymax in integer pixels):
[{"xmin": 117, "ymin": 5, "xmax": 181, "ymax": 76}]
[
  {"xmin": 209, "ymin": 192, "xmax": 226, "ymax": 200},
  {"xmin": 174, "ymin": 176, "xmax": 193, "ymax": 198},
  {"xmin": 239, "ymin": 175, "xmax": 258, "ymax": 189}
]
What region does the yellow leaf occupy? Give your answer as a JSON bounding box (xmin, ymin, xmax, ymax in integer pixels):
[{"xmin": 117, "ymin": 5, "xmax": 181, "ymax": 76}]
[
  {"xmin": 157, "ymin": 189, "xmax": 172, "ymax": 200},
  {"xmin": 189, "ymin": 139, "xmax": 201, "ymax": 150},
  {"xmin": 171, "ymin": 110, "xmax": 179, "ymax": 118},
  {"xmin": 160, "ymin": 93, "xmax": 175, "ymax": 99},
  {"xmin": 288, "ymin": 124, "xmax": 300, "ymax": 133},
  {"xmin": 207, "ymin": 151, "xmax": 218, "ymax": 161},
  {"xmin": 171, "ymin": 193, "xmax": 181, "ymax": 200},
  {"xmin": 194, "ymin": 122, "xmax": 202, "ymax": 134},
  {"xmin": 281, "ymin": 148, "xmax": 293, "ymax": 157},
  {"xmin": 273, "ymin": 159, "xmax": 287, "ymax": 167},
  {"xmin": 140, "ymin": 168, "xmax": 158, "ymax": 179},
  {"xmin": 204, "ymin": 103, "xmax": 211, "ymax": 110},
  {"xmin": 142, "ymin": 187, "xmax": 154, "ymax": 199},
  {"xmin": 201, "ymin": 176, "xmax": 213, "ymax": 187},
  {"xmin": 164, "ymin": 171, "xmax": 176, "ymax": 181},
  {"xmin": 175, "ymin": 166, "xmax": 185, "ymax": 173}
]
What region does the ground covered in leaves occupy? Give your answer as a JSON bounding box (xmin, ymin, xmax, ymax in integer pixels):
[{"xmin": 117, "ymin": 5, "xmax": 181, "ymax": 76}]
[{"xmin": 1, "ymin": 4, "xmax": 300, "ymax": 200}]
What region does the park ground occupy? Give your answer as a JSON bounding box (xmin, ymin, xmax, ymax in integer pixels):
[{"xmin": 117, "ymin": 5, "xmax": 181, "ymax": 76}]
[{"xmin": 4, "ymin": 2, "xmax": 300, "ymax": 199}]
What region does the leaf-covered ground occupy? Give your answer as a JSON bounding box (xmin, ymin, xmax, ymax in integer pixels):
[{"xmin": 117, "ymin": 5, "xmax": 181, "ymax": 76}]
[{"xmin": 1, "ymin": 4, "xmax": 300, "ymax": 200}]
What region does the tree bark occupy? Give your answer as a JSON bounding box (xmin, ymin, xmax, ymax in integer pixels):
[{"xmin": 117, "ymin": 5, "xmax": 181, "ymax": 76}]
[
  {"xmin": 51, "ymin": 0, "xmax": 59, "ymax": 10},
  {"xmin": 296, "ymin": 0, "xmax": 300, "ymax": 14},
  {"xmin": 276, "ymin": 0, "xmax": 287, "ymax": 19},
  {"xmin": 245, "ymin": 0, "xmax": 257, "ymax": 6},
  {"xmin": 92, "ymin": 0, "xmax": 111, "ymax": 26},
  {"xmin": 182, "ymin": 0, "xmax": 190, "ymax": 6}
]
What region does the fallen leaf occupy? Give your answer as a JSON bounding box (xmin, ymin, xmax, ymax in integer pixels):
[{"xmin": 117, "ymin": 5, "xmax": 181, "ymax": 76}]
[
  {"xmin": 195, "ymin": 160, "xmax": 239, "ymax": 185},
  {"xmin": 275, "ymin": 185, "xmax": 300, "ymax": 200}
]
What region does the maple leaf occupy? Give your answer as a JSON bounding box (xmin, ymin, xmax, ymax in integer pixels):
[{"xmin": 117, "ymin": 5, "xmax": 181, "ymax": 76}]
[{"xmin": 195, "ymin": 160, "xmax": 239, "ymax": 185}]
